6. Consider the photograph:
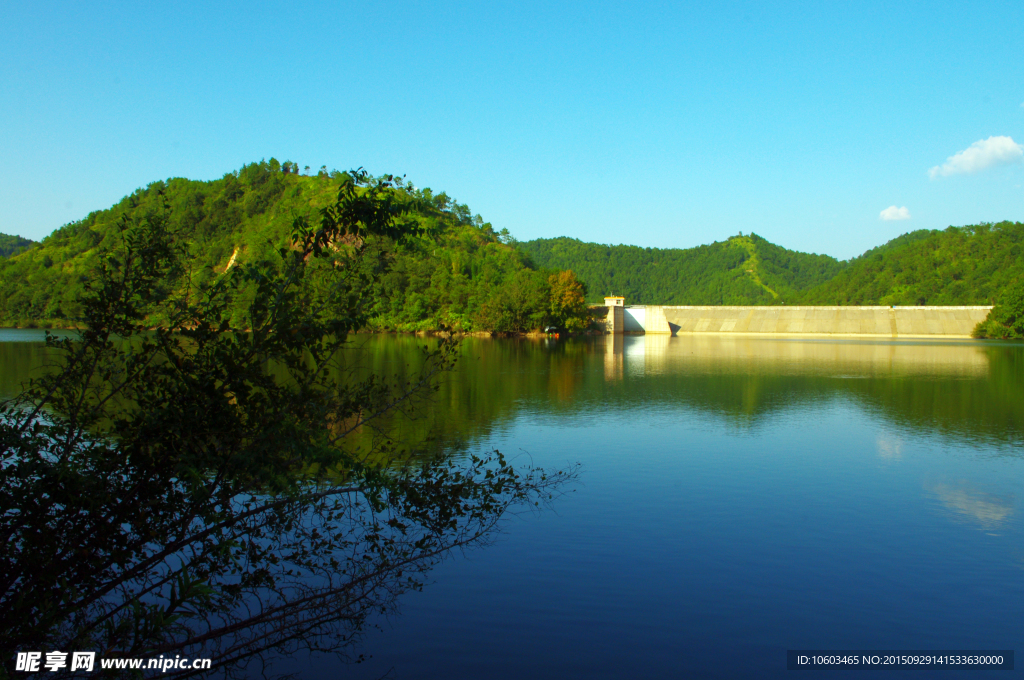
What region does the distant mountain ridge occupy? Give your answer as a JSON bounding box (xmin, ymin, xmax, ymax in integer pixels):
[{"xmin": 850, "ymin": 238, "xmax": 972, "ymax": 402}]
[
  {"xmin": 521, "ymin": 222, "xmax": 1024, "ymax": 307},
  {"xmin": 520, "ymin": 233, "xmax": 846, "ymax": 305},
  {"xmin": 794, "ymin": 222, "xmax": 1024, "ymax": 306},
  {"xmin": 0, "ymin": 233, "xmax": 34, "ymax": 258}
]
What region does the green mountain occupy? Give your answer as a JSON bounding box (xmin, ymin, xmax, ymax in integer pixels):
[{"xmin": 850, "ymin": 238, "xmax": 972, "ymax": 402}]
[
  {"xmin": 0, "ymin": 233, "xmax": 34, "ymax": 258},
  {"xmin": 3, "ymin": 159, "xmax": 1021, "ymax": 331},
  {"xmin": 794, "ymin": 222, "xmax": 1024, "ymax": 306},
  {"xmin": 519, "ymin": 233, "xmax": 846, "ymax": 305},
  {"xmin": 0, "ymin": 161, "xmax": 585, "ymax": 332},
  {"xmin": 521, "ymin": 222, "xmax": 1024, "ymax": 309}
]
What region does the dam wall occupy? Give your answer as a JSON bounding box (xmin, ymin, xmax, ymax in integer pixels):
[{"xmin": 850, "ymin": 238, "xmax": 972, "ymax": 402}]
[{"xmin": 609, "ymin": 304, "xmax": 992, "ymax": 338}]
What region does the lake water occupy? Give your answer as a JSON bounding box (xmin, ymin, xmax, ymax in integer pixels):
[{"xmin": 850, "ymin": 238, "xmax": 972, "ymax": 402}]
[{"xmin": 2, "ymin": 332, "xmax": 1021, "ymax": 678}]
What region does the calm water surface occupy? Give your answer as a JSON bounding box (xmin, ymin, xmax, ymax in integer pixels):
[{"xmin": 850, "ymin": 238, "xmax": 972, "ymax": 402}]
[{"xmin": 2, "ymin": 332, "xmax": 1022, "ymax": 678}]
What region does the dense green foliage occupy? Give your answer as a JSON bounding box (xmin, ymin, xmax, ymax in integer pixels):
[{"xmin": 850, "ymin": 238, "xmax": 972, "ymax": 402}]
[
  {"xmin": 973, "ymin": 276, "xmax": 1024, "ymax": 339},
  {"xmin": 0, "ymin": 233, "xmax": 34, "ymax": 258},
  {"xmin": 522, "ymin": 223, "xmax": 1024, "ymax": 311},
  {"xmin": 3, "ymin": 160, "xmax": 1022, "ymax": 325},
  {"xmin": 793, "ymin": 222, "xmax": 1024, "ymax": 305},
  {"xmin": 520, "ymin": 234, "xmax": 845, "ymax": 304},
  {"xmin": 0, "ymin": 161, "xmax": 589, "ymax": 332}
]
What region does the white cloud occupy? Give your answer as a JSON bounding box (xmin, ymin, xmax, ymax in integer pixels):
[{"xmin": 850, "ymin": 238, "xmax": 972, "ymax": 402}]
[
  {"xmin": 927, "ymin": 483, "xmax": 1014, "ymax": 531},
  {"xmin": 876, "ymin": 436, "xmax": 903, "ymax": 461},
  {"xmin": 879, "ymin": 205, "xmax": 911, "ymax": 221},
  {"xmin": 928, "ymin": 135, "xmax": 1023, "ymax": 178}
]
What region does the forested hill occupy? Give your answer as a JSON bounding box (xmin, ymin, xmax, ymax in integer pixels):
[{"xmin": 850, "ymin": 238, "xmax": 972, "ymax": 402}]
[
  {"xmin": 0, "ymin": 233, "xmax": 34, "ymax": 258},
  {"xmin": 519, "ymin": 234, "xmax": 846, "ymax": 304},
  {"xmin": 0, "ymin": 161, "xmax": 589, "ymax": 332},
  {"xmin": 5, "ymin": 163, "xmax": 1021, "ymax": 327},
  {"xmin": 521, "ymin": 223, "xmax": 1024, "ymax": 307},
  {"xmin": 793, "ymin": 222, "xmax": 1024, "ymax": 306}
]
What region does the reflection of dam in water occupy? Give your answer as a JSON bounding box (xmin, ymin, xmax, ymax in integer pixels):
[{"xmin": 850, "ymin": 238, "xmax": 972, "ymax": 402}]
[
  {"xmin": 603, "ymin": 334, "xmax": 992, "ymax": 380},
  {"xmin": 601, "ymin": 297, "xmax": 992, "ymax": 338},
  {"xmin": 598, "ymin": 334, "xmax": 1023, "ymax": 445}
]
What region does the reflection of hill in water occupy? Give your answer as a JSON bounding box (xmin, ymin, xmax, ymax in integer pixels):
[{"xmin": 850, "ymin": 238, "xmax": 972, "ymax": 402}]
[
  {"xmin": 367, "ymin": 335, "xmax": 1024, "ymax": 451},
  {"xmin": 2, "ymin": 333, "xmax": 1022, "ymax": 453},
  {"xmin": 593, "ymin": 335, "xmax": 1024, "ymax": 446},
  {"xmin": 0, "ymin": 339, "xmax": 62, "ymax": 398}
]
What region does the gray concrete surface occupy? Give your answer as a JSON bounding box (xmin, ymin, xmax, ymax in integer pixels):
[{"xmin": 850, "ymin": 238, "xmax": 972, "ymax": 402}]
[{"xmin": 612, "ymin": 305, "xmax": 992, "ymax": 338}]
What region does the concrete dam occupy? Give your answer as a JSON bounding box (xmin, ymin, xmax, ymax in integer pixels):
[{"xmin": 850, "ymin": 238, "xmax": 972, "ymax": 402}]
[{"xmin": 600, "ymin": 297, "xmax": 992, "ymax": 339}]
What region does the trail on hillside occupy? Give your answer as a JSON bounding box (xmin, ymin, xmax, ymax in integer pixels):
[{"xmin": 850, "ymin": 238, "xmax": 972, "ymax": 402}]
[{"xmin": 731, "ymin": 236, "xmax": 779, "ymax": 300}]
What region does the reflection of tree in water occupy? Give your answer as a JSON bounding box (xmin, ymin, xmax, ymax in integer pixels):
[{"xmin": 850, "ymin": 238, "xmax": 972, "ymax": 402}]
[
  {"xmin": 338, "ymin": 336, "xmax": 594, "ymax": 458},
  {"xmin": 0, "ymin": 340, "xmax": 61, "ymax": 398},
  {"xmin": 5, "ymin": 335, "xmax": 1023, "ymax": 457},
  {"xmin": 356, "ymin": 335, "xmax": 1024, "ymax": 449}
]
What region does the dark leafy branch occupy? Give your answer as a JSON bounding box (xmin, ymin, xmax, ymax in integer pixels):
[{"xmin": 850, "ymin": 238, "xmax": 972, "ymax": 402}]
[{"xmin": 0, "ymin": 172, "xmax": 577, "ymax": 678}]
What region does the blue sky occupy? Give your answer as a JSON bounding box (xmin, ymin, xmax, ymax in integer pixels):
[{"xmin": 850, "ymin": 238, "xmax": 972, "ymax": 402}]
[{"xmin": 2, "ymin": 1, "xmax": 1022, "ymax": 259}]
